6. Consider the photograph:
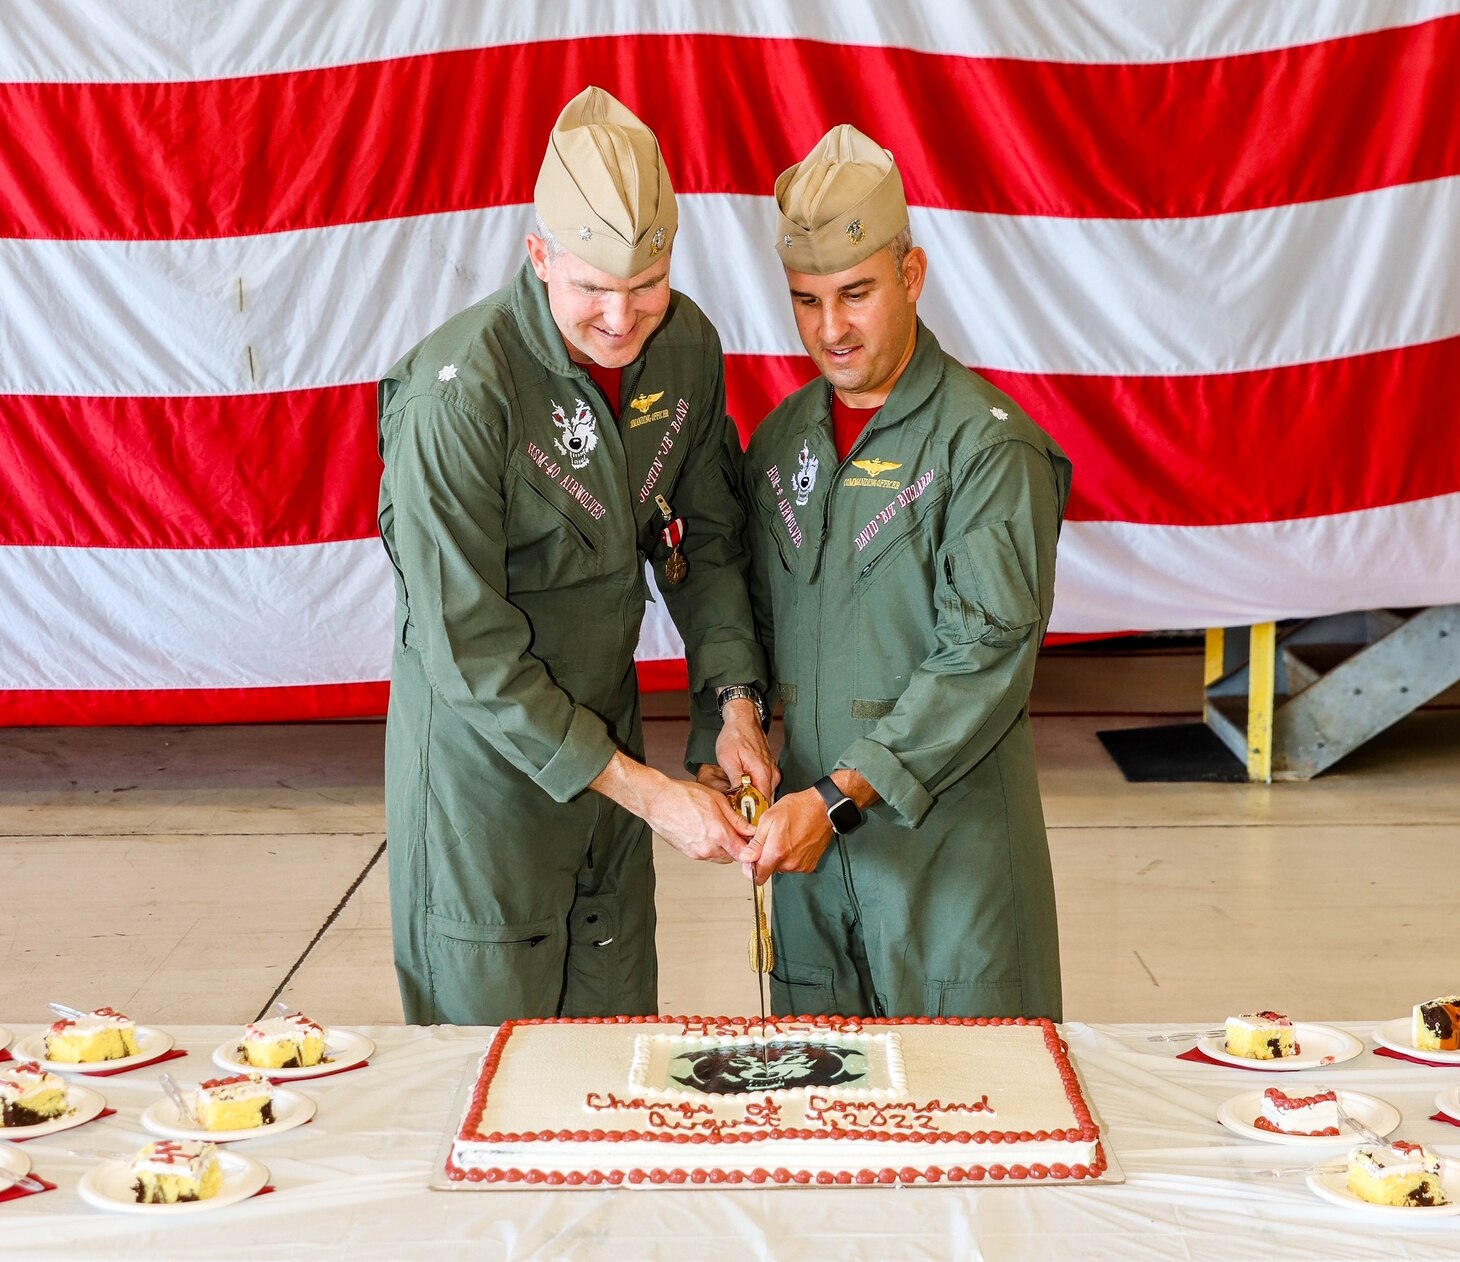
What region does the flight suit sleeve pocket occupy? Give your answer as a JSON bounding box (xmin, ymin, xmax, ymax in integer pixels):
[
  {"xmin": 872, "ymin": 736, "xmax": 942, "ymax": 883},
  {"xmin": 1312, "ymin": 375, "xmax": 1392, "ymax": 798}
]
[{"xmin": 941, "ymin": 520, "xmax": 1040, "ymax": 647}]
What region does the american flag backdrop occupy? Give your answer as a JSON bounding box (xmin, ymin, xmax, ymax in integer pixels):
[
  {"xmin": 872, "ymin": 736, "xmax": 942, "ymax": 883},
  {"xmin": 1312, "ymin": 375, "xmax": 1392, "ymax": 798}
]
[{"xmin": 2, "ymin": 2, "xmax": 1458, "ymax": 725}]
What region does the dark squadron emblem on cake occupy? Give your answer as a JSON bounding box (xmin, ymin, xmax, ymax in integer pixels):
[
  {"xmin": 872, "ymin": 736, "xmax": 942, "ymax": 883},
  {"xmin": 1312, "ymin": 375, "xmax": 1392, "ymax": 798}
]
[{"xmin": 669, "ymin": 1040, "xmax": 868, "ymax": 1096}]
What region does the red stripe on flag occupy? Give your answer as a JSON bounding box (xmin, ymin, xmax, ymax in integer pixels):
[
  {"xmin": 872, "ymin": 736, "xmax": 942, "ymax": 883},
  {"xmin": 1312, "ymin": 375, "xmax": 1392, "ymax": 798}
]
[
  {"xmin": 982, "ymin": 334, "xmax": 1460, "ymax": 525},
  {"xmin": 4, "ymin": 337, "xmax": 1457, "ymax": 549},
  {"xmin": 728, "ymin": 335, "xmax": 1460, "ymax": 527},
  {"xmin": 0, "ymin": 682, "xmax": 389, "ymax": 725},
  {"xmin": 0, "ymin": 385, "xmax": 379, "ymax": 548},
  {"xmin": 2, "ymin": 19, "xmax": 1456, "ymax": 240}
]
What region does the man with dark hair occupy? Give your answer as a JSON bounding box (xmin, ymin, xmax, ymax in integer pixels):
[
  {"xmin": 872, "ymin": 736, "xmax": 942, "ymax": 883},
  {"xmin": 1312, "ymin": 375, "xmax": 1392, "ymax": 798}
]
[{"xmin": 718, "ymin": 125, "xmax": 1071, "ymax": 1020}]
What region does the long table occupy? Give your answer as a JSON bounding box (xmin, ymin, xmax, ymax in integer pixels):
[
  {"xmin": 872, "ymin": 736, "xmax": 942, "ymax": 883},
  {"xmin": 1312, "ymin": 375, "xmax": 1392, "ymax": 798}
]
[{"xmin": 3, "ymin": 1022, "xmax": 1459, "ymax": 1260}]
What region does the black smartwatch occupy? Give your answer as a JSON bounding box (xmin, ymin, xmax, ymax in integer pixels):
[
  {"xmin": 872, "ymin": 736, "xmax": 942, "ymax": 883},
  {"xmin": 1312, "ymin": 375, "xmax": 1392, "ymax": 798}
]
[{"xmin": 813, "ymin": 775, "xmax": 865, "ymax": 835}]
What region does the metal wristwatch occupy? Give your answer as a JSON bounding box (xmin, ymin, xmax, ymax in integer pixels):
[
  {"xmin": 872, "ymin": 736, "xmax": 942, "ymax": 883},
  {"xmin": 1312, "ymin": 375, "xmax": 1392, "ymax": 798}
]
[
  {"xmin": 716, "ymin": 683, "xmax": 767, "ymax": 727},
  {"xmin": 813, "ymin": 775, "xmax": 865, "ymax": 835}
]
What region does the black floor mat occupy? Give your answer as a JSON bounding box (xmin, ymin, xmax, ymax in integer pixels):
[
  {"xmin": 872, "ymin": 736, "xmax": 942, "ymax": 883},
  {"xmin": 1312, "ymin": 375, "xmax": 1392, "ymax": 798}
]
[{"xmin": 1096, "ymin": 722, "xmax": 1248, "ymax": 783}]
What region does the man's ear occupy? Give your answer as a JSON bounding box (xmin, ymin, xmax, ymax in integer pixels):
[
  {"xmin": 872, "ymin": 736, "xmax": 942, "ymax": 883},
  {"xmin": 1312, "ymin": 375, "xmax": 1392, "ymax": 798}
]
[
  {"xmin": 526, "ymin": 233, "xmax": 551, "ymax": 282},
  {"xmin": 901, "ymin": 246, "xmax": 928, "ymax": 304}
]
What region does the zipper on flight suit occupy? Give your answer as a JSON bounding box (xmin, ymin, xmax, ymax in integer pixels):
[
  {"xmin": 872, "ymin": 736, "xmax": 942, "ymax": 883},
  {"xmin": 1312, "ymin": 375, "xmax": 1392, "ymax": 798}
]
[{"xmin": 822, "ymin": 421, "xmax": 888, "ymax": 1019}]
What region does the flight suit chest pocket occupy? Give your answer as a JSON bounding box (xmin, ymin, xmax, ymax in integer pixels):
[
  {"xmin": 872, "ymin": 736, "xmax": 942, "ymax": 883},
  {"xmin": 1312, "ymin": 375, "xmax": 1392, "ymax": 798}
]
[
  {"xmin": 505, "ymin": 450, "xmax": 605, "ymax": 585},
  {"xmin": 751, "ymin": 475, "xmax": 801, "ymax": 576},
  {"xmin": 938, "ymin": 520, "xmax": 1040, "ymax": 647},
  {"xmin": 852, "ymin": 484, "xmax": 945, "ymax": 588}
]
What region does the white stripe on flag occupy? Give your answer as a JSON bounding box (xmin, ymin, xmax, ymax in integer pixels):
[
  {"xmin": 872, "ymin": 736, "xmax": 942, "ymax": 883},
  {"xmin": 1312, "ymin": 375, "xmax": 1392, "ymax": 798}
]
[
  {"xmin": 0, "ymin": 539, "xmax": 397, "ymax": 690},
  {"xmin": 6, "ymin": 493, "xmax": 1458, "ymax": 690},
  {"xmin": 4, "ymin": 180, "xmax": 1459, "ymax": 397},
  {"xmin": 1, "ymin": 2, "xmax": 1453, "ymax": 82},
  {"xmin": 1053, "ymin": 492, "xmax": 1460, "ymax": 633}
]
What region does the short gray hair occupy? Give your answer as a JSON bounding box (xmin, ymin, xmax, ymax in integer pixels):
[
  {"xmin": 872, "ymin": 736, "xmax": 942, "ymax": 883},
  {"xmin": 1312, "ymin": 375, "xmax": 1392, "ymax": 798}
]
[
  {"xmin": 534, "ymin": 214, "xmax": 566, "ymax": 260},
  {"xmin": 886, "ymin": 225, "xmax": 914, "ymax": 276}
]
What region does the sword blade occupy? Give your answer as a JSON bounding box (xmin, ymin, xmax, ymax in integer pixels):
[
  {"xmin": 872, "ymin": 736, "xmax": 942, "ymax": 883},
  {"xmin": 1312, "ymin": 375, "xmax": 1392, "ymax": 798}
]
[{"xmin": 754, "ymin": 884, "xmax": 769, "ymax": 1065}]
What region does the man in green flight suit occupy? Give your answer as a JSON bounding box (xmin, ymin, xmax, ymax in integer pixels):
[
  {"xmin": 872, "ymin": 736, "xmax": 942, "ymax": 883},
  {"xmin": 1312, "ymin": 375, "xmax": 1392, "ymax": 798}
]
[
  {"xmin": 724, "ymin": 125, "xmax": 1072, "ymax": 1020},
  {"xmin": 377, "ymin": 87, "xmax": 774, "ymax": 1026}
]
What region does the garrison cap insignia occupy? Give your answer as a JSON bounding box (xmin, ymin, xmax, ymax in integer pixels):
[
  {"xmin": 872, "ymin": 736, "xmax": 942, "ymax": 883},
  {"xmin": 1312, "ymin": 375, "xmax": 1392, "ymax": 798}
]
[
  {"xmin": 630, "ymin": 390, "xmax": 665, "ymax": 414},
  {"xmin": 437, "ymin": 364, "xmax": 458, "ymax": 382},
  {"xmin": 990, "ymin": 406, "xmax": 1009, "ymax": 420},
  {"xmin": 851, "ymin": 458, "xmax": 902, "ymax": 478},
  {"xmin": 579, "ymin": 226, "xmax": 593, "ymax": 241},
  {"xmin": 845, "ymin": 218, "xmax": 864, "ymax": 245},
  {"xmin": 650, "ymin": 226, "xmax": 666, "ymax": 255},
  {"xmin": 781, "ymin": 234, "xmax": 793, "ymax": 249}
]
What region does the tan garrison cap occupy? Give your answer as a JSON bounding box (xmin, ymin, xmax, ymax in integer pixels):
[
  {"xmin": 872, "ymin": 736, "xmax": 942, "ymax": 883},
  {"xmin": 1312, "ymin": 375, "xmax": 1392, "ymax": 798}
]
[
  {"xmin": 775, "ymin": 124, "xmax": 908, "ymax": 274},
  {"xmin": 534, "ymin": 86, "xmax": 677, "ymax": 279}
]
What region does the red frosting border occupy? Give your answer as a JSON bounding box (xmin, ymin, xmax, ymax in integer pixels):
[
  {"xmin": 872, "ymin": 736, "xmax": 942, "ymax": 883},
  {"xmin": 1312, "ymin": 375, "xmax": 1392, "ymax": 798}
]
[{"xmin": 450, "ymin": 1015, "xmax": 1105, "ymax": 1186}]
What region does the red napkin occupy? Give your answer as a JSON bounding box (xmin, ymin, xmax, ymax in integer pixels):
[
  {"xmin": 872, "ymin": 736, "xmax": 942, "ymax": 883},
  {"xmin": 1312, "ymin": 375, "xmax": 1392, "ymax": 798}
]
[
  {"xmin": 0, "ymin": 1049, "xmax": 14, "ymax": 1064},
  {"xmin": 0, "ymin": 1173, "xmax": 57, "ymax": 1204},
  {"xmin": 268, "ymin": 1059, "xmax": 368, "ymax": 1085},
  {"xmin": 82, "ymin": 1047, "xmax": 188, "ymax": 1077},
  {"xmin": 11, "ymin": 1107, "xmax": 116, "ymax": 1143},
  {"xmin": 1373, "ymin": 1046, "xmax": 1458, "ymax": 1069},
  {"xmin": 1430, "ymin": 1111, "xmax": 1460, "ymax": 1129}
]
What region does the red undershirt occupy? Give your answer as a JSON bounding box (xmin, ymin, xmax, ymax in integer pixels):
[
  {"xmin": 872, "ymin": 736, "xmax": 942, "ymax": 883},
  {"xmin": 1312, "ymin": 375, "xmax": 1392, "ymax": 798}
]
[
  {"xmin": 583, "ymin": 361, "xmax": 623, "ymax": 416},
  {"xmin": 831, "ymin": 392, "xmax": 882, "ymax": 462}
]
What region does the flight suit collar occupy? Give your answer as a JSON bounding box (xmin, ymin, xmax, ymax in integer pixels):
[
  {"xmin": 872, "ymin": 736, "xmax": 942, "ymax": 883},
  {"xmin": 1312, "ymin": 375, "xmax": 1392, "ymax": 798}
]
[
  {"xmin": 790, "ymin": 318, "xmax": 944, "ymax": 578},
  {"xmin": 511, "ymin": 260, "xmax": 593, "ymax": 378},
  {"xmin": 854, "ymin": 318, "xmax": 944, "ymax": 438}
]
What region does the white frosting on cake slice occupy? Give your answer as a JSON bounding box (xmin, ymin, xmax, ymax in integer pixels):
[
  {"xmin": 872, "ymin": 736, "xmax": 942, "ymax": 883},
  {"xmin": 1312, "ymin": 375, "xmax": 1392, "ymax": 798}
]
[{"xmin": 1258, "ymin": 1086, "xmax": 1338, "ymax": 1134}]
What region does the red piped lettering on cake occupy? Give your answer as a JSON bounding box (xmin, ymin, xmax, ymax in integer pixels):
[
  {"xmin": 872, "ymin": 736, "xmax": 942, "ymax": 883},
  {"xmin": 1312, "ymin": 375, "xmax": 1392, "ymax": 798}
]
[
  {"xmin": 804, "ymin": 1094, "xmax": 993, "ymax": 1132},
  {"xmin": 147, "ymin": 1141, "xmax": 190, "ymax": 1167}
]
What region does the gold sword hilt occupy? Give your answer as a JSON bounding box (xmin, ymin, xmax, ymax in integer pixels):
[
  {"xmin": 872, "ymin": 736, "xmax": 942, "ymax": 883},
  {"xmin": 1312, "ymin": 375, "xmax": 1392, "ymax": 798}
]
[{"xmin": 727, "ymin": 775, "xmax": 775, "ymax": 973}]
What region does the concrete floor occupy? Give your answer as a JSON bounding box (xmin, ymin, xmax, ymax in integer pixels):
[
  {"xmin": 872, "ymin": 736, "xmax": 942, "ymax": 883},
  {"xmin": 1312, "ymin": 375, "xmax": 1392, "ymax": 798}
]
[{"xmin": 2, "ymin": 644, "xmax": 1457, "ymax": 1029}]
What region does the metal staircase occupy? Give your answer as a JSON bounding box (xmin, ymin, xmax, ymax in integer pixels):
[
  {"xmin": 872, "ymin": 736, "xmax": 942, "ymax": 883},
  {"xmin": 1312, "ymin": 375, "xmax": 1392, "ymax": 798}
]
[{"xmin": 1202, "ymin": 605, "xmax": 1460, "ymax": 780}]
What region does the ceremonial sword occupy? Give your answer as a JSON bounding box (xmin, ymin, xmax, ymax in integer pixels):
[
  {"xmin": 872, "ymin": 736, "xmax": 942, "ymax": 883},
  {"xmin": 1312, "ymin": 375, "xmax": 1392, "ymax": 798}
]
[{"xmin": 728, "ymin": 775, "xmax": 772, "ymax": 1065}]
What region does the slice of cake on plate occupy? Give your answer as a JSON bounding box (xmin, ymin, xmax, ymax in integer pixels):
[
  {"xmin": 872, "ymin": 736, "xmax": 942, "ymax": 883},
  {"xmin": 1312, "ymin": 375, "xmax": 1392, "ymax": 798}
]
[
  {"xmin": 131, "ymin": 1139, "xmax": 225, "ymax": 1204},
  {"xmin": 1224, "ymin": 1011, "xmax": 1297, "ymax": 1060},
  {"xmin": 45, "ymin": 1006, "xmax": 140, "ymax": 1063},
  {"xmin": 1412, "ymin": 995, "xmax": 1460, "ymax": 1052},
  {"xmin": 0, "ymin": 1061, "xmax": 69, "ymax": 1127},
  {"xmin": 1255, "ymin": 1086, "xmax": 1339, "ymax": 1136},
  {"xmin": 1346, "ymin": 1140, "xmax": 1448, "ymax": 1207},
  {"xmin": 239, "ymin": 1013, "xmax": 326, "ymax": 1069},
  {"xmin": 194, "ymin": 1073, "xmax": 274, "ymax": 1131}
]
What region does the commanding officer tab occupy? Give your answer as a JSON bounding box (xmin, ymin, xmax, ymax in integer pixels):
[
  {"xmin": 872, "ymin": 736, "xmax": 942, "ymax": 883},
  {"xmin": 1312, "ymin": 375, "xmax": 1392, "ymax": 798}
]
[
  {"xmin": 377, "ymin": 87, "xmax": 773, "ymax": 1026},
  {"xmin": 728, "ymin": 125, "xmax": 1072, "ymax": 1021}
]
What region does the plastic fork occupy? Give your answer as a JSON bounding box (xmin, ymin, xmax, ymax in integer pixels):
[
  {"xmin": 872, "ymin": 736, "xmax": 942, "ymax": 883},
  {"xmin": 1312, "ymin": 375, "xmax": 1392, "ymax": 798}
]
[
  {"xmin": 1322, "ymin": 1088, "xmax": 1393, "ymax": 1149},
  {"xmin": 1253, "ymin": 1161, "xmax": 1345, "ymax": 1179},
  {"xmin": 159, "ymin": 1072, "xmax": 201, "ymax": 1127},
  {"xmin": 47, "ymin": 1002, "xmax": 86, "ymax": 1021},
  {"xmin": 1145, "ymin": 1028, "xmax": 1225, "ymax": 1043},
  {"xmin": 0, "ymin": 1167, "xmax": 46, "ymax": 1193}
]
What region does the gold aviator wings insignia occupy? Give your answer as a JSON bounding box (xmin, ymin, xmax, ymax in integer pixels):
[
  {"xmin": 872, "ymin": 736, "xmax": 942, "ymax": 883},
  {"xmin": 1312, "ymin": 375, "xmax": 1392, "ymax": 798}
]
[
  {"xmin": 851, "ymin": 458, "xmax": 903, "ymax": 478},
  {"xmin": 629, "ymin": 390, "xmax": 665, "ymax": 414}
]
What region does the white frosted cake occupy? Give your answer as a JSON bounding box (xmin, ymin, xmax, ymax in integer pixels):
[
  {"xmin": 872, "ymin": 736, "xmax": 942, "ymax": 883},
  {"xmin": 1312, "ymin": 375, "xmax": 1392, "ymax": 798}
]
[
  {"xmin": 1, "ymin": 1061, "xmax": 69, "ymax": 1127},
  {"xmin": 1255, "ymin": 1086, "xmax": 1339, "ymax": 1136},
  {"xmin": 239, "ymin": 1014, "xmax": 325, "ymax": 1069},
  {"xmin": 45, "ymin": 1006, "xmax": 140, "ymax": 1063},
  {"xmin": 446, "ymin": 1016, "xmax": 1106, "ymax": 1189}
]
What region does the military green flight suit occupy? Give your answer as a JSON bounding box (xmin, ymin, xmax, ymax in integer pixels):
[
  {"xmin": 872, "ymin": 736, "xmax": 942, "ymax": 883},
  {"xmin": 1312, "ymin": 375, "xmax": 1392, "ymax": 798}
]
[
  {"xmin": 377, "ymin": 261, "xmax": 763, "ymax": 1025},
  {"xmin": 740, "ymin": 321, "xmax": 1071, "ymax": 1021}
]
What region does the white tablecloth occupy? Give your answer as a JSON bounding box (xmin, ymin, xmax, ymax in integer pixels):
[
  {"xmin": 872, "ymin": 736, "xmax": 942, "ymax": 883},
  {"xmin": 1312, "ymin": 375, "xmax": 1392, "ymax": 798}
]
[{"xmin": 3, "ymin": 1021, "xmax": 1459, "ymax": 1260}]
